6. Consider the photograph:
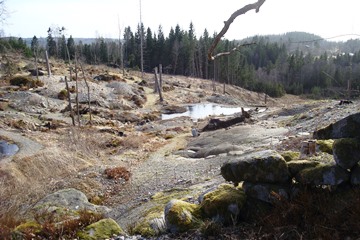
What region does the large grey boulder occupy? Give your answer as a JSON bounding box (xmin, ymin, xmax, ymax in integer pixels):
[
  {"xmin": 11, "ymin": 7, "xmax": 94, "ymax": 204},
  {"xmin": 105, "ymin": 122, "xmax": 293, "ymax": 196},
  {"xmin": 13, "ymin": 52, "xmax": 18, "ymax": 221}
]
[
  {"xmin": 313, "ymin": 112, "xmax": 360, "ymax": 139},
  {"xmin": 221, "ymin": 150, "xmax": 290, "ymax": 185},
  {"xmin": 33, "ymin": 188, "xmax": 110, "ymax": 215},
  {"xmin": 333, "ymin": 138, "xmax": 360, "ymax": 170},
  {"xmin": 295, "ymin": 164, "xmax": 350, "ymax": 186}
]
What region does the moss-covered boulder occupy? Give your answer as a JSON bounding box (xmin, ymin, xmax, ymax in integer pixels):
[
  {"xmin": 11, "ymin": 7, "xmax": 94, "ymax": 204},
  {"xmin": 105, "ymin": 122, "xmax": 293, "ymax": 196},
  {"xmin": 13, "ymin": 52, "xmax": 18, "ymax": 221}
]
[
  {"xmin": 242, "ymin": 182, "xmax": 290, "ymax": 204},
  {"xmin": 313, "ymin": 112, "xmax": 360, "ymax": 139},
  {"xmin": 333, "ymin": 138, "xmax": 360, "ymax": 169},
  {"xmin": 295, "ymin": 164, "xmax": 350, "ymax": 186},
  {"xmin": 164, "ymin": 199, "xmax": 202, "ymax": 233},
  {"xmin": 199, "ymin": 184, "xmax": 246, "ymax": 225},
  {"xmin": 77, "ymin": 218, "xmax": 124, "ymax": 240},
  {"xmin": 132, "ymin": 206, "xmax": 166, "ymax": 237},
  {"xmin": 280, "ymin": 151, "xmax": 300, "ymax": 162},
  {"xmin": 221, "ymin": 150, "xmax": 290, "ymax": 185},
  {"xmin": 316, "ymin": 139, "xmax": 334, "ymax": 154},
  {"xmin": 287, "ymin": 160, "xmax": 320, "ymax": 177}
]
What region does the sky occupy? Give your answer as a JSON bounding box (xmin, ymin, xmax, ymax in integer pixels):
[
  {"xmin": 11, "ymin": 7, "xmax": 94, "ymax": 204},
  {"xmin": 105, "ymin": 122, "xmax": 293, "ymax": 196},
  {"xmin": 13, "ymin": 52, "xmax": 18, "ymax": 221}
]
[{"xmin": 3, "ymin": 0, "xmax": 360, "ymax": 42}]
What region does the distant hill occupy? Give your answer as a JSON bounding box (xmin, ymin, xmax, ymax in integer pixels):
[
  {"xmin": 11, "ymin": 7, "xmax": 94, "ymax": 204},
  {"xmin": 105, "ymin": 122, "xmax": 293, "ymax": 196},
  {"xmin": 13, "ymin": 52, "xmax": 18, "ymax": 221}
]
[{"xmin": 240, "ymin": 31, "xmax": 360, "ymax": 55}]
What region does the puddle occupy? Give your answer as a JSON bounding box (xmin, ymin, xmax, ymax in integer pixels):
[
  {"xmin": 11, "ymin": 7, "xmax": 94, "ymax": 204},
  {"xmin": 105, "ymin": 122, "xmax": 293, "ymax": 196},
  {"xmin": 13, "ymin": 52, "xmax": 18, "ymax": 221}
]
[
  {"xmin": 162, "ymin": 103, "xmax": 250, "ymax": 121},
  {"xmin": 0, "ymin": 140, "xmax": 19, "ymax": 158}
]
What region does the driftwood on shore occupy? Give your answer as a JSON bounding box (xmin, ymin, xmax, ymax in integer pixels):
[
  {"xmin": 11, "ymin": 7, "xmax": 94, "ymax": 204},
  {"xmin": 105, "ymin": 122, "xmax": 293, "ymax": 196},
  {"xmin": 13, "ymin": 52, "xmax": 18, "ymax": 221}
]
[{"xmin": 202, "ymin": 108, "xmax": 251, "ymax": 132}]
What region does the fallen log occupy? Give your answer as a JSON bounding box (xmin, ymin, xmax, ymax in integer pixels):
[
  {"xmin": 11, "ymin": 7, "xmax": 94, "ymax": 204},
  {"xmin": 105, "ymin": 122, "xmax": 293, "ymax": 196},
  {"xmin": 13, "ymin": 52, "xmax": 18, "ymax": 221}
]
[{"xmin": 202, "ymin": 108, "xmax": 250, "ymax": 131}]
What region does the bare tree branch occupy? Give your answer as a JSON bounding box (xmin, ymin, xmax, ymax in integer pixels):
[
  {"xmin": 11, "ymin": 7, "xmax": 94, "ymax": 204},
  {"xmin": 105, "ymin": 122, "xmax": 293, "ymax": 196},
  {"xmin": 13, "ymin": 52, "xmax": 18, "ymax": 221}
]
[
  {"xmin": 208, "ymin": 0, "xmax": 266, "ymax": 61},
  {"xmin": 212, "ymin": 42, "xmax": 256, "ymax": 59}
]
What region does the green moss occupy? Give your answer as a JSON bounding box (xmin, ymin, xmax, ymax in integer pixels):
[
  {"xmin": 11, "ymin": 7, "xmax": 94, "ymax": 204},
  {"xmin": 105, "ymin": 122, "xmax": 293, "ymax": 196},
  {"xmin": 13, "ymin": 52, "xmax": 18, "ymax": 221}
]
[
  {"xmin": 287, "ymin": 160, "xmax": 320, "ymax": 176},
  {"xmin": 281, "ymin": 151, "xmax": 300, "ymax": 162},
  {"xmin": 132, "ymin": 206, "xmax": 165, "ymax": 237},
  {"xmin": 58, "ymin": 89, "xmax": 69, "ymax": 100},
  {"xmin": 165, "ymin": 199, "xmax": 202, "ymax": 233},
  {"xmin": 200, "ymin": 184, "xmax": 246, "ymax": 224},
  {"xmin": 77, "ymin": 218, "xmax": 124, "ymax": 240},
  {"xmin": 296, "ymin": 163, "xmax": 327, "ymax": 184},
  {"xmin": 14, "ymin": 221, "xmax": 42, "ymax": 234},
  {"xmin": 151, "ymin": 188, "xmax": 191, "ymax": 204},
  {"xmin": 316, "ymin": 139, "xmax": 334, "ymax": 154}
]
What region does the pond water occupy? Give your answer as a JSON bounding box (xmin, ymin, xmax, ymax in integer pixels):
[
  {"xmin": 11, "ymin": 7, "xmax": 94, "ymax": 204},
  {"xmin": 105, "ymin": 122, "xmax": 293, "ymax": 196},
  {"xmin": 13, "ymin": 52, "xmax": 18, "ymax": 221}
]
[
  {"xmin": 0, "ymin": 140, "xmax": 19, "ymax": 158},
  {"xmin": 161, "ymin": 103, "xmax": 249, "ymax": 121}
]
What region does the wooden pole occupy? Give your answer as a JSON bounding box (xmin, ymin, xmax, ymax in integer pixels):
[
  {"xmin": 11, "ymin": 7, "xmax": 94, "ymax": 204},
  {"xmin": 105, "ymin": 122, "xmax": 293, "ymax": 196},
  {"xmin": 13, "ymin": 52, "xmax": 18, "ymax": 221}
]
[
  {"xmin": 45, "ymin": 50, "xmax": 51, "ymax": 77},
  {"xmin": 74, "ymin": 53, "xmax": 80, "ymax": 126},
  {"xmin": 64, "ymin": 76, "xmax": 75, "ymax": 126},
  {"xmin": 159, "ymin": 64, "xmax": 163, "ymax": 90},
  {"xmin": 154, "ymin": 67, "xmax": 163, "ymax": 102}
]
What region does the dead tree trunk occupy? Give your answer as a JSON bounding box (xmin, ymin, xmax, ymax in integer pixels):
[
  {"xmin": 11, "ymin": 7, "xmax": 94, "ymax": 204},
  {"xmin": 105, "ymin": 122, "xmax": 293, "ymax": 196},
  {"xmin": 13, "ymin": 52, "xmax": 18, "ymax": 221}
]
[
  {"xmin": 33, "ymin": 48, "xmax": 39, "ymax": 81},
  {"xmin": 65, "ymin": 44, "xmax": 78, "ymax": 126},
  {"xmin": 208, "ymin": 0, "xmax": 265, "ymax": 61},
  {"xmin": 154, "ymin": 67, "xmax": 163, "ymax": 102},
  {"xmin": 45, "ymin": 50, "xmax": 51, "ymax": 77},
  {"xmin": 159, "ymin": 64, "xmax": 163, "ymax": 90},
  {"xmin": 64, "ymin": 76, "xmax": 75, "ymax": 126},
  {"xmin": 74, "ymin": 54, "xmax": 80, "ymax": 126}
]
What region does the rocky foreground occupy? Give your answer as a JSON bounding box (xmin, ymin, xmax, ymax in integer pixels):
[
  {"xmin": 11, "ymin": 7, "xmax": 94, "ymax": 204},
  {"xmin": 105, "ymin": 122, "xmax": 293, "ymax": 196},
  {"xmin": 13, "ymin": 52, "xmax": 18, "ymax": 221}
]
[{"xmin": 1, "ymin": 58, "xmax": 360, "ymax": 239}]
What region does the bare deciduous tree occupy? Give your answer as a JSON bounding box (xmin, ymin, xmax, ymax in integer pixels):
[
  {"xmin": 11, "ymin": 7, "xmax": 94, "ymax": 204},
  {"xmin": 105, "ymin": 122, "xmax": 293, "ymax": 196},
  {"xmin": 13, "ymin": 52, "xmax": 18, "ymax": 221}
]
[
  {"xmin": 208, "ymin": 0, "xmax": 266, "ymax": 61},
  {"xmin": 0, "ymin": 1, "xmax": 8, "ymax": 25}
]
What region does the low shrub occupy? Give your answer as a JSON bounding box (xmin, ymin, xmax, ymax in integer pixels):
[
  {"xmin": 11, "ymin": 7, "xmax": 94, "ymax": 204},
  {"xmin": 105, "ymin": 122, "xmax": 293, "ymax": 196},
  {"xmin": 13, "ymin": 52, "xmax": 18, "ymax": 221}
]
[
  {"xmin": 58, "ymin": 89, "xmax": 69, "ymax": 100},
  {"xmin": 104, "ymin": 166, "xmax": 131, "ymax": 181},
  {"xmin": 9, "ymin": 76, "xmax": 44, "ymax": 89}
]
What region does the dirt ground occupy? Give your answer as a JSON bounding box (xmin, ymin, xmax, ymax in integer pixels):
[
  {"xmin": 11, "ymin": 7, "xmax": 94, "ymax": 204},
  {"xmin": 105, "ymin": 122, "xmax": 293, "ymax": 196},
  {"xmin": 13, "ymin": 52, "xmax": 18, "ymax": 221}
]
[{"xmin": 1, "ymin": 56, "xmax": 359, "ymax": 234}]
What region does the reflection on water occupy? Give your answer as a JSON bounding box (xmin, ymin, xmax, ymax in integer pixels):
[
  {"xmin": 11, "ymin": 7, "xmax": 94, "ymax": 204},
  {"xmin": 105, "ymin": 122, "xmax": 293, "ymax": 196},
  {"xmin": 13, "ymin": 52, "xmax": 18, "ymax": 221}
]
[
  {"xmin": 162, "ymin": 103, "xmax": 249, "ymax": 121},
  {"xmin": 0, "ymin": 140, "xmax": 19, "ymax": 158}
]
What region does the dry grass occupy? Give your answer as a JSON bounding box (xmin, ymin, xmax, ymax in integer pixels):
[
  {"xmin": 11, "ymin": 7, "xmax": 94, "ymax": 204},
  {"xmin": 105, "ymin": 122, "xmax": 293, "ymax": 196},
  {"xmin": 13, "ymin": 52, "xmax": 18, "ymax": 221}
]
[{"xmin": 258, "ymin": 188, "xmax": 360, "ymax": 239}]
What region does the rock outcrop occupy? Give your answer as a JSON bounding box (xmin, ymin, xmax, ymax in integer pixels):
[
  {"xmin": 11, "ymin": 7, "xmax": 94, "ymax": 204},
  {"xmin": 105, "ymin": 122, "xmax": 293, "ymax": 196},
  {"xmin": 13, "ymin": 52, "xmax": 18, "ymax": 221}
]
[
  {"xmin": 313, "ymin": 112, "xmax": 360, "ymax": 139},
  {"xmin": 163, "ymin": 113, "xmax": 360, "ymax": 234},
  {"xmin": 33, "ymin": 188, "xmax": 110, "ymax": 215}
]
